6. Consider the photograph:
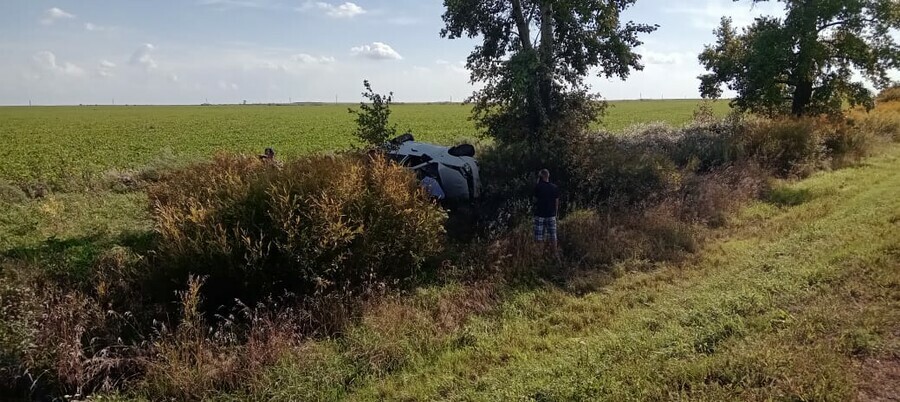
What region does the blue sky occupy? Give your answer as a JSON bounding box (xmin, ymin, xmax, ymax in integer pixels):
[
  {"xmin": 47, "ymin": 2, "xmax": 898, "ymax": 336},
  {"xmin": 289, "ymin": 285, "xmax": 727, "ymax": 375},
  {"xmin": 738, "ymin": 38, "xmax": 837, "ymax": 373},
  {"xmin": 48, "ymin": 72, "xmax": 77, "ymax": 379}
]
[{"xmin": 0, "ymin": 0, "xmax": 895, "ymax": 105}]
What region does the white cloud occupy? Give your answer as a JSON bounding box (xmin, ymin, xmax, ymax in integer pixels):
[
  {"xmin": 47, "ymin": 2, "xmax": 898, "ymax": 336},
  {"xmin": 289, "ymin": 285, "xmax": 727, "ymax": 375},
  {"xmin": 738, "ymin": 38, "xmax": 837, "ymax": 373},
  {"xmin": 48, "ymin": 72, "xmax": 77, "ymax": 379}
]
[
  {"xmin": 292, "ymin": 53, "xmax": 336, "ymax": 64},
  {"xmin": 32, "ymin": 51, "xmax": 85, "ymax": 77},
  {"xmin": 130, "ymin": 43, "xmax": 158, "ymax": 70},
  {"xmin": 85, "ymin": 22, "xmax": 114, "ymax": 32},
  {"xmin": 98, "ymin": 59, "xmax": 116, "ymax": 77},
  {"xmin": 168, "ymin": 74, "xmax": 180, "ymax": 83},
  {"xmin": 641, "ymin": 50, "xmax": 694, "ymax": 66},
  {"xmin": 666, "ymin": 0, "xmax": 785, "ymax": 30},
  {"xmin": 41, "ymin": 7, "xmax": 75, "ymax": 25},
  {"xmin": 351, "ymin": 42, "xmax": 402, "ymax": 60},
  {"xmin": 301, "ymin": 1, "xmax": 366, "ymax": 18}
]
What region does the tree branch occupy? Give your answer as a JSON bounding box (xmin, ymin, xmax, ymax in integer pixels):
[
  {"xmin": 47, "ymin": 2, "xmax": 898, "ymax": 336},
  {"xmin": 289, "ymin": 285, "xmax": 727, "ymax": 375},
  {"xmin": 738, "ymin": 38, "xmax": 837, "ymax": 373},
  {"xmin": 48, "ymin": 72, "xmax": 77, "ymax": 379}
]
[{"xmin": 818, "ymin": 18, "xmax": 877, "ymax": 32}]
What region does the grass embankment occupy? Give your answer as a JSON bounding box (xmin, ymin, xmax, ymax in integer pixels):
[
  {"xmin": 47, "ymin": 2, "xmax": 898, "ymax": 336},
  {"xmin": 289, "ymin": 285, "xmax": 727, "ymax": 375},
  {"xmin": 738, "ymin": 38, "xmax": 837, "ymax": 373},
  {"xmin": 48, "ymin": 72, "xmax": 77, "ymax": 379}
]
[{"xmin": 247, "ymin": 147, "xmax": 900, "ymax": 401}]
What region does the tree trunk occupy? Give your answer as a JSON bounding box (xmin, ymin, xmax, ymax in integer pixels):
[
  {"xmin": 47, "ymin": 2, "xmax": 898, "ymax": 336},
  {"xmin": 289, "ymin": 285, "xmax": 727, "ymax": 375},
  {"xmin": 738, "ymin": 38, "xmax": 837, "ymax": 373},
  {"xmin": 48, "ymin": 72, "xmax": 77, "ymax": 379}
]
[
  {"xmin": 791, "ymin": 19, "xmax": 817, "ymax": 117},
  {"xmin": 538, "ymin": 1, "xmax": 554, "ymax": 123},
  {"xmin": 792, "ymin": 80, "xmax": 813, "ymax": 116},
  {"xmin": 510, "ymin": 0, "xmax": 532, "ymax": 52},
  {"xmin": 511, "ymin": 0, "xmax": 546, "ymax": 134}
]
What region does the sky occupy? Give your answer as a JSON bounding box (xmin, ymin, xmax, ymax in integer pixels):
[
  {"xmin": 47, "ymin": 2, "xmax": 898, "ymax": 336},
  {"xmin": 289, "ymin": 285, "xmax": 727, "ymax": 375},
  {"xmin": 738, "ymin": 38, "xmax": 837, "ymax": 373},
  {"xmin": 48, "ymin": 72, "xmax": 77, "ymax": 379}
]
[{"xmin": 0, "ymin": 0, "xmax": 895, "ymax": 105}]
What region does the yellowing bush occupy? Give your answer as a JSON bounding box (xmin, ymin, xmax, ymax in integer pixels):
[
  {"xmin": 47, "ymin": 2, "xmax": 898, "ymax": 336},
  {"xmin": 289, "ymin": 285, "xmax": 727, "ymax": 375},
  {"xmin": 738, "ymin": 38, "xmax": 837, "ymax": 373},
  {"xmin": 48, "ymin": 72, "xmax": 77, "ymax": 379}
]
[
  {"xmin": 148, "ymin": 153, "xmax": 446, "ymax": 308},
  {"xmin": 877, "ymin": 86, "xmax": 900, "ymax": 104}
]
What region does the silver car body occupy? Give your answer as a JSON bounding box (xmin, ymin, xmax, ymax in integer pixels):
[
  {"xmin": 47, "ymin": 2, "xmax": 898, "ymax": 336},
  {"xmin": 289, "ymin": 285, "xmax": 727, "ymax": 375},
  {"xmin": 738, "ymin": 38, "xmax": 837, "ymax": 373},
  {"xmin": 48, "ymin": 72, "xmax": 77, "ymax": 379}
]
[{"xmin": 387, "ymin": 138, "xmax": 481, "ymax": 201}]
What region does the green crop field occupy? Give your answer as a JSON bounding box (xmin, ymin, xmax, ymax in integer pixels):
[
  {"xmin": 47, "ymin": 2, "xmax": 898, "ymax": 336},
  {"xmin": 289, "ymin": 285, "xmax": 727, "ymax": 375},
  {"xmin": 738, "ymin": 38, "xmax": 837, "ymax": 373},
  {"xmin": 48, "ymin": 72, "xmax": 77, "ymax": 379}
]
[{"xmin": 0, "ymin": 100, "xmax": 729, "ymax": 187}]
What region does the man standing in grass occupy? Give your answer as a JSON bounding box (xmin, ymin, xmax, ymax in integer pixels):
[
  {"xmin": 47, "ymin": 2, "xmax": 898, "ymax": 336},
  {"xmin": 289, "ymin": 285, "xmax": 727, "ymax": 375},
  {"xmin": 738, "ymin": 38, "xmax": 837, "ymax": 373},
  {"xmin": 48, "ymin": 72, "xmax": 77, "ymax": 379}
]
[{"xmin": 534, "ymin": 169, "xmax": 560, "ymax": 253}]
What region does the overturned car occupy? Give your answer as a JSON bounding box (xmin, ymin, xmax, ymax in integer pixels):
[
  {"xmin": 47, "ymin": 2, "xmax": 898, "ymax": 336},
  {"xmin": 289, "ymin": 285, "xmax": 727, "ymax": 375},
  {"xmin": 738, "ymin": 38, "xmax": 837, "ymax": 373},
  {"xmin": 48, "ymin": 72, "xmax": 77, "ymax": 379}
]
[{"xmin": 385, "ymin": 134, "xmax": 481, "ymax": 203}]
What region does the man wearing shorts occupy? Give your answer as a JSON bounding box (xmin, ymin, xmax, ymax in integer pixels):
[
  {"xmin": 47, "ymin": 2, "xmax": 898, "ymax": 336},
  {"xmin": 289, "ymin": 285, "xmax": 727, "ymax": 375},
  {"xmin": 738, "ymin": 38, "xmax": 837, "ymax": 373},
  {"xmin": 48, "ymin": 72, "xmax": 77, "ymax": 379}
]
[{"xmin": 534, "ymin": 169, "xmax": 559, "ymax": 252}]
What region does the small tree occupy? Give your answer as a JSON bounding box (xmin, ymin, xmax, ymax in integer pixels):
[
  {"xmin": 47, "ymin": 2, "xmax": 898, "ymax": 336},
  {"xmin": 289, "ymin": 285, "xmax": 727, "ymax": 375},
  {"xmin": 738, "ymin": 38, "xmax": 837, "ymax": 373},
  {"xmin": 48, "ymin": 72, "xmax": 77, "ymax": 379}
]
[{"xmin": 349, "ymin": 80, "xmax": 397, "ymax": 147}]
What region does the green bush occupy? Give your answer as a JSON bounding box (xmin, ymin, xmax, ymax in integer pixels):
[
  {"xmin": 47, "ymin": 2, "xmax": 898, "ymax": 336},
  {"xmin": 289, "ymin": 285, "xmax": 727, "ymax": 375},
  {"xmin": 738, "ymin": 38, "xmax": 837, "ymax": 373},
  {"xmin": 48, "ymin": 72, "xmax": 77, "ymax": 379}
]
[
  {"xmin": 671, "ymin": 118, "xmax": 745, "ymax": 172},
  {"xmin": 741, "ymin": 118, "xmax": 825, "ymax": 177},
  {"xmin": 821, "ymin": 120, "xmax": 874, "ymax": 167},
  {"xmin": 148, "ymin": 153, "xmax": 446, "ymax": 309},
  {"xmin": 477, "ymin": 118, "xmax": 749, "ymax": 235},
  {"xmin": 566, "ymin": 130, "xmax": 681, "ymax": 209}
]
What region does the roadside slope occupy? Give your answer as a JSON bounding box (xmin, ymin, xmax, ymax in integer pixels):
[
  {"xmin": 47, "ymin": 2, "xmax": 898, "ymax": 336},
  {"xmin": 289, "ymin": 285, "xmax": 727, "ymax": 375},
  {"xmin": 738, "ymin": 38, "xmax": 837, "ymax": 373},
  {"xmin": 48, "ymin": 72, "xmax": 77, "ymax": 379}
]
[{"xmin": 326, "ymin": 146, "xmax": 900, "ymax": 400}]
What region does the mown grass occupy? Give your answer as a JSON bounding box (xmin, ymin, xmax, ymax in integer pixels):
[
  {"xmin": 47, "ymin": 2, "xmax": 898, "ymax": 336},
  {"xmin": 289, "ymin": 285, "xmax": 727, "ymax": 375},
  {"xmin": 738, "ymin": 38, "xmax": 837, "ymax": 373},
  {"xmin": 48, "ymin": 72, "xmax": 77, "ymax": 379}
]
[
  {"xmin": 0, "ymin": 100, "xmax": 729, "ymax": 186},
  {"xmin": 0, "ymin": 192, "xmax": 150, "ymax": 251},
  {"xmin": 241, "ymin": 146, "xmax": 900, "ymax": 401}
]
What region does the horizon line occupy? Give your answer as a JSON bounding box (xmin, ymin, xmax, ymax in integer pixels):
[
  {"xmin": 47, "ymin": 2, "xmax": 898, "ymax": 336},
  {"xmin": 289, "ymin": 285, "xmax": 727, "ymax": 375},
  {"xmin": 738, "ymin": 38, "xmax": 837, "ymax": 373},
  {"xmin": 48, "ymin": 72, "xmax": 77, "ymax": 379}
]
[{"xmin": 0, "ymin": 98, "xmax": 727, "ymax": 107}]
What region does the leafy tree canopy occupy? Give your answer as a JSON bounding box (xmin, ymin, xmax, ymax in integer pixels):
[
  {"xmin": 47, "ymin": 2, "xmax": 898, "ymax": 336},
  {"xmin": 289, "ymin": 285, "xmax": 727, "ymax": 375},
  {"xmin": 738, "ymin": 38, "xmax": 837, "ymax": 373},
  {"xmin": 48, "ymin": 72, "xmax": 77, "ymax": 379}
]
[
  {"xmin": 699, "ymin": 0, "xmax": 900, "ymax": 116},
  {"xmin": 442, "ymin": 0, "xmax": 657, "ymax": 142}
]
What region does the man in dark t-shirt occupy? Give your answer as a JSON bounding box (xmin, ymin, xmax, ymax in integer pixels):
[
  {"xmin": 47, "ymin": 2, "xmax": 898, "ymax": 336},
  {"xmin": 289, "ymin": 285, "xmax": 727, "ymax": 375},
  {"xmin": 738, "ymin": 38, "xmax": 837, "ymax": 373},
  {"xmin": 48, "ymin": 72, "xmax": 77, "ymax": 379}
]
[{"xmin": 534, "ymin": 169, "xmax": 560, "ymax": 252}]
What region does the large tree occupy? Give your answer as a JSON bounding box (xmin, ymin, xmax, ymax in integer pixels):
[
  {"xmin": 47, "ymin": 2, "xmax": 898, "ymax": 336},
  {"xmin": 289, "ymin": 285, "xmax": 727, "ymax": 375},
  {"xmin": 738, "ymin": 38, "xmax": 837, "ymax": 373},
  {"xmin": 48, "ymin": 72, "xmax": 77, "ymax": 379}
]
[
  {"xmin": 441, "ymin": 0, "xmax": 656, "ymax": 142},
  {"xmin": 699, "ymin": 0, "xmax": 900, "ymax": 117}
]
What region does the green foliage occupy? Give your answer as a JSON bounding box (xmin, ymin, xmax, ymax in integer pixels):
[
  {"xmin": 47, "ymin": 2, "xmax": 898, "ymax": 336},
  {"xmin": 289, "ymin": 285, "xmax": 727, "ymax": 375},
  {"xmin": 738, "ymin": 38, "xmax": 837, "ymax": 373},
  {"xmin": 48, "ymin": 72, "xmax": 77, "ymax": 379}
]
[
  {"xmin": 349, "ymin": 81, "xmax": 398, "ymax": 147},
  {"xmin": 742, "ymin": 118, "xmax": 825, "ymax": 176},
  {"xmin": 441, "ymin": 0, "xmax": 657, "ymax": 141},
  {"xmin": 699, "ymin": 0, "xmax": 900, "ymax": 116},
  {"xmin": 148, "ymin": 153, "xmax": 447, "ymax": 309},
  {"xmin": 0, "ymin": 101, "xmax": 727, "ymax": 188}
]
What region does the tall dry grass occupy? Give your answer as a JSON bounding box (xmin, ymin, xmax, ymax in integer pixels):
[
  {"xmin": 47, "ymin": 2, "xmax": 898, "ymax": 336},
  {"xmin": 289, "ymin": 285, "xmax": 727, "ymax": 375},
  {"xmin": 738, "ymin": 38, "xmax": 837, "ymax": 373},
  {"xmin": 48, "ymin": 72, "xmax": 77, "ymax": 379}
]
[{"xmin": 147, "ymin": 152, "xmax": 447, "ymax": 311}]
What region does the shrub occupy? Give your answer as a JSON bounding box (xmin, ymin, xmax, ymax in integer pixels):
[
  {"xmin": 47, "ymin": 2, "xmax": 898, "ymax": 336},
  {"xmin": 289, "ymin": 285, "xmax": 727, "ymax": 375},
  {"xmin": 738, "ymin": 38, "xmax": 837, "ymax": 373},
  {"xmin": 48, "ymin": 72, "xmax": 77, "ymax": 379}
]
[
  {"xmin": 671, "ymin": 117, "xmax": 746, "ymax": 172},
  {"xmin": 476, "ymin": 117, "xmax": 758, "ymax": 238},
  {"xmin": 559, "ymin": 207, "xmax": 698, "ymax": 270},
  {"xmin": 741, "ymin": 118, "xmax": 825, "ymax": 177},
  {"xmin": 0, "ymin": 274, "xmax": 137, "ymax": 398},
  {"xmin": 876, "ymin": 86, "xmax": 900, "ymax": 104},
  {"xmin": 140, "ymin": 277, "xmax": 298, "ymax": 400},
  {"xmin": 857, "ymin": 112, "xmax": 900, "ymax": 142},
  {"xmin": 676, "ymin": 163, "xmax": 767, "ymax": 226},
  {"xmin": 148, "ymin": 153, "xmax": 446, "ymax": 310},
  {"xmin": 820, "ymin": 119, "xmax": 874, "ymax": 167},
  {"xmin": 566, "ymin": 130, "xmax": 681, "ymax": 210}
]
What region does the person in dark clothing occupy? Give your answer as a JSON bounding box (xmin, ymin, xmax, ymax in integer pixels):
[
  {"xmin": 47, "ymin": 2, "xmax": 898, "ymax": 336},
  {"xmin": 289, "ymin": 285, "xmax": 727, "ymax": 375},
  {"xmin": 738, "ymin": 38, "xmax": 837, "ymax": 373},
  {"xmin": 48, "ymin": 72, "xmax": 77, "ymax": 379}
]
[
  {"xmin": 258, "ymin": 147, "xmax": 275, "ymax": 162},
  {"xmin": 534, "ymin": 168, "xmax": 559, "ymax": 252}
]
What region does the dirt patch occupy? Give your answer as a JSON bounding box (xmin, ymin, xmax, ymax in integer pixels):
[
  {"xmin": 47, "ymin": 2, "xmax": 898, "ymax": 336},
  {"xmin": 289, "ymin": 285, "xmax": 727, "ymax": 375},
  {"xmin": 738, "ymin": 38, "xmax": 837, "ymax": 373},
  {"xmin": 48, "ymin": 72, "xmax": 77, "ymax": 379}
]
[{"xmin": 856, "ymin": 356, "xmax": 900, "ymax": 401}]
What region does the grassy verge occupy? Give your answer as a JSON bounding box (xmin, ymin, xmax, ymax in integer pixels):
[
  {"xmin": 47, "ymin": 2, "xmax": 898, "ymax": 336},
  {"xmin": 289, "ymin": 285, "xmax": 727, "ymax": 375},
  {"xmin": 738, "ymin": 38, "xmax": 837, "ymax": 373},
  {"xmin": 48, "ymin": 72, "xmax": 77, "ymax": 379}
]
[{"xmin": 247, "ymin": 146, "xmax": 900, "ymax": 401}]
